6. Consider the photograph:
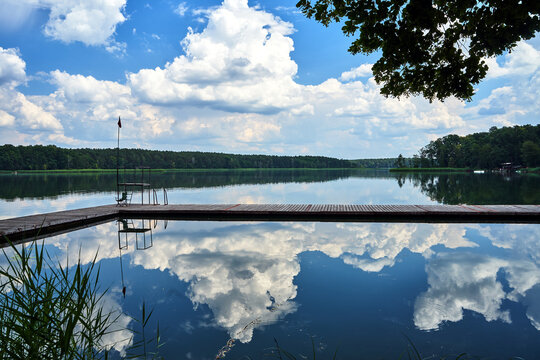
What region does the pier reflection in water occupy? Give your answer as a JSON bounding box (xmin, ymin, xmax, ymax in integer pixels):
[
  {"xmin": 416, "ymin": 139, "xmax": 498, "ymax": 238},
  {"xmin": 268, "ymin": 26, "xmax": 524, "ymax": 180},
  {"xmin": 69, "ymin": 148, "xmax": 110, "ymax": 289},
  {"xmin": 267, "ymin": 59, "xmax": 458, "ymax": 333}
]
[{"xmin": 9, "ymin": 220, "xmax": 538, "ymax": 359}]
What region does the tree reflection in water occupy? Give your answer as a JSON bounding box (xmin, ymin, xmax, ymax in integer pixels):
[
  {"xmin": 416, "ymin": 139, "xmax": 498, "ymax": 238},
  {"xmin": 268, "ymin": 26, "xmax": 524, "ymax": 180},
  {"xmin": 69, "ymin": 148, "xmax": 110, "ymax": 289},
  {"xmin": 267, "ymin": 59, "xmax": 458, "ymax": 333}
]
[{"xmin": 394, "ymin": 172, "xmax": 540, "ymax": 204}]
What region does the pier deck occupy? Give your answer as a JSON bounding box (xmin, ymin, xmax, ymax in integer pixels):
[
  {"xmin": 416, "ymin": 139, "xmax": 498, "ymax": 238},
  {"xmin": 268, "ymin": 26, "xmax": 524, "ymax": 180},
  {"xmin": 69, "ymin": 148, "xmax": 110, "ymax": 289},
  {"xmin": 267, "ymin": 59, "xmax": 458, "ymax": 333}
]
[
  {"xmin": 0, "ymin": 205, "xmax": 119, "ymax": 243},
  {"xmin": 1, "ymin": 204, "xmax": 540, "ymax": 242}
]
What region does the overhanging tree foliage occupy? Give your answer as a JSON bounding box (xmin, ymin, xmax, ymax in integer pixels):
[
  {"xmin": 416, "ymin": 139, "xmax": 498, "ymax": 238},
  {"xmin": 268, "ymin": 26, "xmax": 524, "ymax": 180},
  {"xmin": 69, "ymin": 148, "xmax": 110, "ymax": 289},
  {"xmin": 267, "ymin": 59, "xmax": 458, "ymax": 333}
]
[{"xmin": 296, "ymin": 0, "xmax": 540, "ymax": 101}]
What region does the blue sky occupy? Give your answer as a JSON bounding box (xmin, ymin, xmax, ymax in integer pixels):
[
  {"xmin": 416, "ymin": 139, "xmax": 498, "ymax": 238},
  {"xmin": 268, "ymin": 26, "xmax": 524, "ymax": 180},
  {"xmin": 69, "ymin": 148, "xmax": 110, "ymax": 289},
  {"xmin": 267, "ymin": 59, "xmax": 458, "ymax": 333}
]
[{"xmin": 0, "ymin": 0, "xmax": 539, "ymax": 158}]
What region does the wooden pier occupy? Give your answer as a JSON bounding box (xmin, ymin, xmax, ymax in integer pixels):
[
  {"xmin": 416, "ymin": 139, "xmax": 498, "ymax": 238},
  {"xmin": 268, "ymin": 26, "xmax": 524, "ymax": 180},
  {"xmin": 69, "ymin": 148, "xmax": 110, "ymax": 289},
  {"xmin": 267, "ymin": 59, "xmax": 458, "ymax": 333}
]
[
  {"xmin": 1, "ymin": 204, "xmax": 540, "ymax": 243},
  {"xmin": 0, "ymin": 205, "xmax": 119, "ymax": 243}
]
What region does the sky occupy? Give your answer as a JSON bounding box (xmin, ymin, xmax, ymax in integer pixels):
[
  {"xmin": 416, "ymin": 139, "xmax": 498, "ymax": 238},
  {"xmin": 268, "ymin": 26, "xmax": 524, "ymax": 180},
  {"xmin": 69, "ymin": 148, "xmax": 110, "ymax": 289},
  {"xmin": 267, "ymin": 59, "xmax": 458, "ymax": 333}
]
[{"xmin": 0, "ymin": 0, "xmax": 539, "ymax": 159}]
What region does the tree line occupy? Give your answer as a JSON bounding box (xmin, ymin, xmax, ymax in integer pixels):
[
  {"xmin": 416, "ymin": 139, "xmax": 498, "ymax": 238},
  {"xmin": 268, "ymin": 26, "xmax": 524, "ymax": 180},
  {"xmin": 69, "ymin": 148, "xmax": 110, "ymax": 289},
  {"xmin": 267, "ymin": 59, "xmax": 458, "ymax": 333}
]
[
  {"xmin": 0, "ymin": 145, "xmax": 358, "ymax": 170},
  {"xmin": 350, "ymin": 158, "xmax": 402, "ymax": 169},
  {"xmin": 407, "ymin": 124, "xmax": 540, "ymax": 169}
]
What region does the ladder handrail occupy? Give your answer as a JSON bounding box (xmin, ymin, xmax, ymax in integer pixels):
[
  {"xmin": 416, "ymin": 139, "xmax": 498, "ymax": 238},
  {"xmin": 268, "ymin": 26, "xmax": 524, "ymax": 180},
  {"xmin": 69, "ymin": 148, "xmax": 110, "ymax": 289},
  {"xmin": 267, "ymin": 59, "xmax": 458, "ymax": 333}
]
[{"xmin": 152, "ymin": 189, "xmax": 159, "ymax": 205}]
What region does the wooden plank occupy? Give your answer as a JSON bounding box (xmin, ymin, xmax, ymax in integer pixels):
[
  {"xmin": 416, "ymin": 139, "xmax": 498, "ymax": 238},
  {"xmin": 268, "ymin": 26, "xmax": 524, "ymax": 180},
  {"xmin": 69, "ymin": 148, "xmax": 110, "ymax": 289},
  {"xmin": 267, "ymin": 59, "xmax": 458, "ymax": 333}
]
[
  {"xmin": 416, "ymin": 205, "xmax": 476, "ymax": 213},
  {"xmin": 513, "ymin": 205, "xmax": 540, "ymax": 213},
  {"xmin": 505, "ymin": 205, "xmax": 540, "ymax": 213}
]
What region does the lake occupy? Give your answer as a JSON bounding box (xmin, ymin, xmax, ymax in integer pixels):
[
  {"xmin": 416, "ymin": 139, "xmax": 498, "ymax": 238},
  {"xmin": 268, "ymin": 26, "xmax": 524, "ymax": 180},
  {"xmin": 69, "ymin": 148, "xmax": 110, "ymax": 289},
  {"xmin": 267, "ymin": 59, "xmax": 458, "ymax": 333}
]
[{"xmin": 1, "ymin": 169, "xmax": 540, "ymax": 359}]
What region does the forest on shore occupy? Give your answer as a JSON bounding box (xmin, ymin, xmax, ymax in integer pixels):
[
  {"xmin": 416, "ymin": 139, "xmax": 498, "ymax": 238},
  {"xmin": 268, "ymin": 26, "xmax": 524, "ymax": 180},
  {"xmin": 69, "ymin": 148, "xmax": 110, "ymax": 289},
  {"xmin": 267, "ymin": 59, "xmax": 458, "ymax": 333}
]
[
  {"xmin": 406, "ymin": 124, "xmax": 540, "ymax": 169},
  {"xmin": 0, "ymin": 145, "xmax": 368, "ymax": 171}
]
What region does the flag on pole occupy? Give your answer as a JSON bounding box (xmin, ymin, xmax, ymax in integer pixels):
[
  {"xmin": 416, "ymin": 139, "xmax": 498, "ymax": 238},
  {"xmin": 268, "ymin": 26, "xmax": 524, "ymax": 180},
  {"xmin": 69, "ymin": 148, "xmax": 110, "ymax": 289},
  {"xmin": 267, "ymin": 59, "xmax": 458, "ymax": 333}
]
[{"xmin": 117, "ymin": 116, "xmax": 122, "ymax": 128}]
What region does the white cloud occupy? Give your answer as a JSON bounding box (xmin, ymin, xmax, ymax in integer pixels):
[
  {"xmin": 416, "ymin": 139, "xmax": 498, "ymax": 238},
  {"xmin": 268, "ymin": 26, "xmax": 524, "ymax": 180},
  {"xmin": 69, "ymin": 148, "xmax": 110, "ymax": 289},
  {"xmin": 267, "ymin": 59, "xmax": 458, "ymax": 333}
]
[
  {"xmin": 469, "ymin": 55, "xmax": 540, "ymax": 128},
  {"xmin": 220, "ymin": 114, "xmax": 281, "ymax": 142},
  {"xmin": 42, "ymin": 0, "xmax": 127, "ymax": 49},
  {"xmin": 45, "ymin": 132, "xmax": 79, "ymax": 145},
  {"xmin": 0, "ymin": 47, "xmax": 26, "ymax": 87},
  {"xmin": 339, "ymin": 64, "xmax": 373, "ymax": 81},
  {"xmin": 170, "ymin": 111, "xmax": 282, "ymax": 149},
  {"xmin": 14, "ymin": 92, "xmax": 63, "ymax": 130},
  {"xmin": 174, "ymin": 2, "xmax": 188, "ymax": 17},
  {"xmin": 325, "ymin": 79, "xmax": 465, "ymax": 134},
  {"xmin": 51, "ymin": 70, "xmax": 131, "ymax": 104},
  {"xmin": 192, "ymin": 6, "xmax": 218, "ymax": 18},
  {"xmin": 105, "ymin": 41, "xmax": 127, "ymax": 56},
  {"xmin": 43, "ymin": 70, "xmax": 177, "ymax": 143},
  {"xmin": 0, "ymin": 110, "xmax": 15, "ymax": 127},
  {"xmin": 0, "ymin": 55, "xmax": 63, "ymax": 134},
  {"xmin": 290, "ymin": 104, "xmax": 314, "ymax": 116},
  {"xmin": 138, "ymin": 104, "xmax": 175, "ymax": 136},
  {"xmin": 408, "ymin": 100, "xmax": 466, "ymax": 129},
  {"xmin": 274, "ymin": 6, "xmax": 301, "ymax": 15},
  {"xmin": 129, "ymin": 0, "xmax": 302, "ymax": 114},
  {"xmin": 486, "ymin": 42, "xmax": 540, "ymax": 79}
]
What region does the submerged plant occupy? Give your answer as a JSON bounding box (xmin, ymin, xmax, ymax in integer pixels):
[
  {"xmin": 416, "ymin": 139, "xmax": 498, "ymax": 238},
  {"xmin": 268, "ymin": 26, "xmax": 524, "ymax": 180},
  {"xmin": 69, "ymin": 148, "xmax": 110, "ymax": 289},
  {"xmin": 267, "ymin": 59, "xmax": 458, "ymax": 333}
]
[
  {"xmin": 0, "ymin": 239, "xmax": 123, "ymax": 359},
  {"xmin": 125, "ymin": 302, "xmax": 163, "ymax": 360}
]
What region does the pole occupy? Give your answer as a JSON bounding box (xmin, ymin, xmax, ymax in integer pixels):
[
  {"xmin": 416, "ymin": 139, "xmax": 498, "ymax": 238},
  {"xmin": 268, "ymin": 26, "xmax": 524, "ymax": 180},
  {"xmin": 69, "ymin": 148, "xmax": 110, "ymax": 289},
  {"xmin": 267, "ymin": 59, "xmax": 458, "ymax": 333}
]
[
  {"xmin": 119, "ymin": 246, "xmax": 126, "ymax": 297},
  {"xmin": 118, "ymin": 227, "xmax": 126, "ymax": 298},
  {"xmin": 117, "ymin": 116, "xmax": 120, "ymax": 200}
]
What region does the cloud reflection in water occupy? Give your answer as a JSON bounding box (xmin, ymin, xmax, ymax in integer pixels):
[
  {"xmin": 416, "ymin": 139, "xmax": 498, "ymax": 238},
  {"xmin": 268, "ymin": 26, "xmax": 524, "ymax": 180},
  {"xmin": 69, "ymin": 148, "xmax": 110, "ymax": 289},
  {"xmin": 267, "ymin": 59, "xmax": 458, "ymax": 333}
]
[
  {"xmin": 414, "ymin": 225, "xmax": 540, "ymax": 331},
  {"xmin": 41, "ymin": 221, "xmax": 540, "ymax": 345}
]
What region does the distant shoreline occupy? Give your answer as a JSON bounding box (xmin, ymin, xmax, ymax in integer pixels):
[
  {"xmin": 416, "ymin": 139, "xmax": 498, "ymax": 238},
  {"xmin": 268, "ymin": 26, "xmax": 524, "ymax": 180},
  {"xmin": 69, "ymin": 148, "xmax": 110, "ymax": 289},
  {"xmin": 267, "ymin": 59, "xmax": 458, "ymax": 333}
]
[
  {"xmin": 390, "ymin": 167, "xmax": 540, "ymax": 173},
  {"xmin": 389, "ymin": 167, "xmax": 469, "ymax": 173},
  {"xmin": 3, "ymin": 167, "xmax": 539, "ymax": 174},
  {"xmin": 0, "ymin": 167, "xmax": 375, "ymax": 175}
]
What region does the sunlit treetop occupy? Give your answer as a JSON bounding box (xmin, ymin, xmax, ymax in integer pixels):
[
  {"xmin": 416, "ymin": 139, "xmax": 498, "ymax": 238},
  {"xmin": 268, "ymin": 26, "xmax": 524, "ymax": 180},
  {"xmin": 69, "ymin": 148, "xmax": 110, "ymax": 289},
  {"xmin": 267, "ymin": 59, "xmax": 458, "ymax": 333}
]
[{"xmin": 296, "ymin": 0, "xmax": 540, "ymax": 101}]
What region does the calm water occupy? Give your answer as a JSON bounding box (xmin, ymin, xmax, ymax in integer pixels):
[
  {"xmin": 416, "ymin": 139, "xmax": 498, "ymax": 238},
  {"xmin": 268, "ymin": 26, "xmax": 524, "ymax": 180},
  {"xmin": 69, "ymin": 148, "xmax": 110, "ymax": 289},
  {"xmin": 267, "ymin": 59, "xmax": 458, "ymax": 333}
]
[
  {"xmin": 1, "ymin": 170, "xmax": 540, "ymax": 358},
  {"xmin": 2, "ymin": 169, "xmax": 540, "ymax": 218}
]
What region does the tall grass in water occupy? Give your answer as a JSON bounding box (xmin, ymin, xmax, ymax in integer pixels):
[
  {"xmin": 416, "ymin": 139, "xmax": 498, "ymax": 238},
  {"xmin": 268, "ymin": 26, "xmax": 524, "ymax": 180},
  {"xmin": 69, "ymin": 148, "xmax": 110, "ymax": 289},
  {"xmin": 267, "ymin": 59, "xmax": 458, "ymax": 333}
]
[{"xmin": 0, "ymin": 240, "xmax": 161, "ymax": 360}]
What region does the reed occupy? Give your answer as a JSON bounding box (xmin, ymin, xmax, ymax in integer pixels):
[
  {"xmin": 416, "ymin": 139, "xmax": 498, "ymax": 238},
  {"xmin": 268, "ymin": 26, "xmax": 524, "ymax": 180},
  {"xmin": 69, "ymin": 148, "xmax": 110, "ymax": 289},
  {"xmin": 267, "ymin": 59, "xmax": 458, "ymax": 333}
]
[
  {"xmin": 0, "ymin": 240, "xmax": 119, "ymax": 359},
  {"xmin": 0, "ymin": 239, "xmax": 161, "ymax": 360}
]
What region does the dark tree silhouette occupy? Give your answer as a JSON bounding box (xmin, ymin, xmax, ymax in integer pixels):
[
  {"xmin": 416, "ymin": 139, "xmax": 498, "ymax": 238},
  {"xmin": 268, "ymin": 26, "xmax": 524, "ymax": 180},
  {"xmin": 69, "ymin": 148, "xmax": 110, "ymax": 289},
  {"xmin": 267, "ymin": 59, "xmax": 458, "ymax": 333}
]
[{"xmin": 296, "ymin": 0, "xmax": 540, "ymax": 101}]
